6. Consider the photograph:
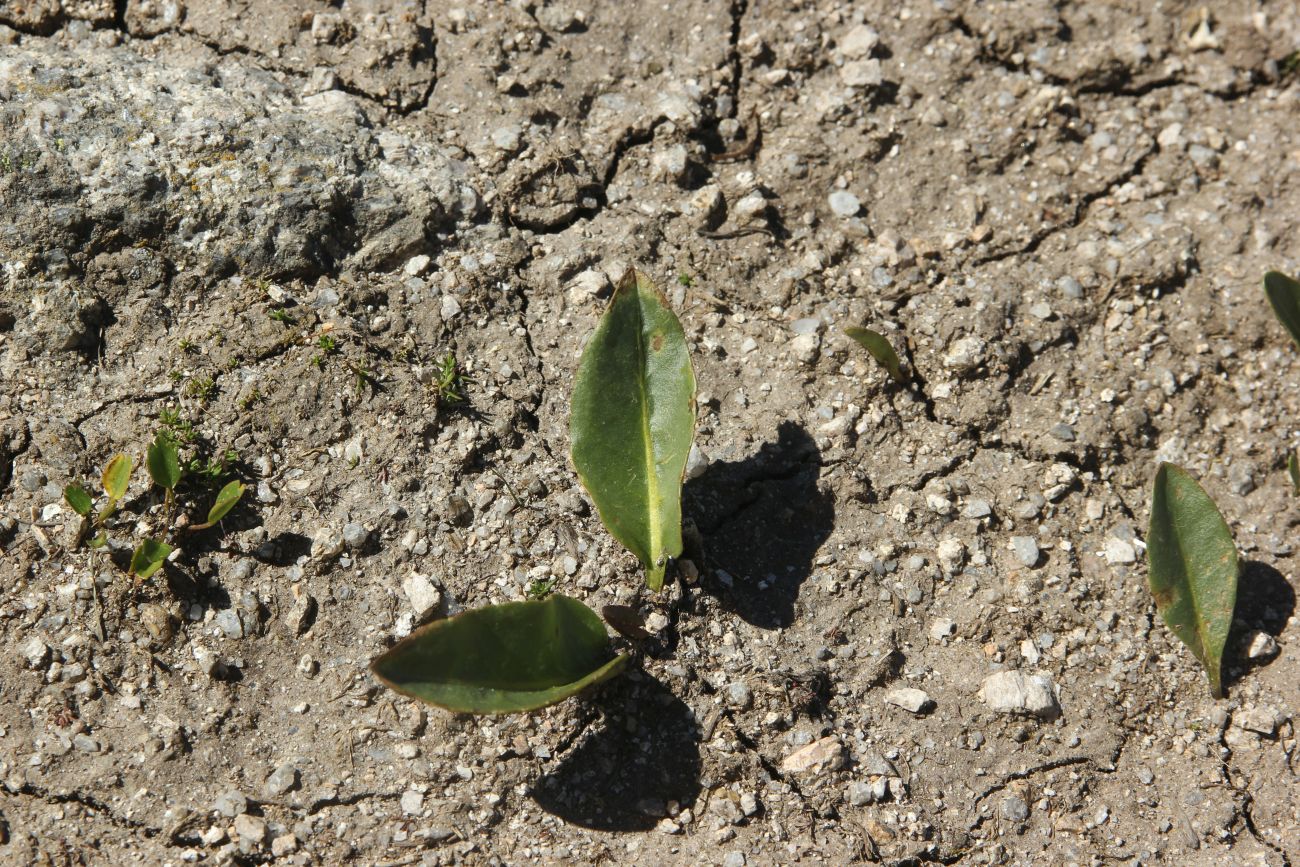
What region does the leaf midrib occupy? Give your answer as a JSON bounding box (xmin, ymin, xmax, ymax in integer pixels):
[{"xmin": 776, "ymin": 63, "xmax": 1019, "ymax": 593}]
[{"xmin": 631, "ymin": 290, "xmax": 661, "ymax": 566}]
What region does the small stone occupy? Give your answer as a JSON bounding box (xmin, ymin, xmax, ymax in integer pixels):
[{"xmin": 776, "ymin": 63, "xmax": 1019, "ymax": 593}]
[
  {"xmin": 1103, "ymin": 536, "xmax": 1137, "ymax": 565},
  {"xmin": 214, "ymin": 609, "xmax": 244, "ymax": 640},
  {"xmin": 790, "ymin": 318, "xmax": 822, "ymax": 335},
  {"xmin": 656, "ymin": 817, "xmax": 682, "ymax": 835},
  {"xmin": 840, "ymin": 24, "xmax": 879, "ymax": 58},
  {"xmin": 20, "ymin": 636, "xmax": 50, "ymax": 669},
  {"xmin": 214, "ymin": 790, "xmax": 248, "ymax": 818},
  {"xmin": 1243, "ymin": 631, "xmax": 1279, "ymax": 660},
  {"xmin": 401, "ymin": 789, "xmax": 424, "ymax": 815},
  {"xmin": 285, "ymin": 591, "xmax": 316, "ymax": 636},
  {"xmin": 839, "ymin": 59, "xmax": 882, "ymax": 88},
  {"xmin": 342, "ymin": 522, "xmax": 370, "ymax": 549},
  {"xmin": 1010, "ymin": 536, "xmax": 1040, "ymax": 567},
  {"xmin": 884, "ymin": 688, "xmax": 933, "ymax": 714},
  {"xmin": 929, "ymin": 618, "xmax": 956, "ymax": 641},
  {"xmin": 733, "ymin": 192, "xmax": 768, "ymax": 223},
  {"xmin": 440, "ymin": 294, "xmax": 462, "ymax": 320},
  {"xmin": 263, "ymin": 764, "xmax": 299, "ymax": 798},
  {"xmin": 828, "ymin": 190, "xmax": 862, "ymax": 218},
  {"xmin": 781, "ymin": 736, "xmax": 846, "ymax": 773},
  {"xmin": 1057, "ymin": 276, "xmax": 1083, "ymax": 298},
  {"xmin": 566, "ymin": 269, "xmax": 610, "ymax": 305},
  {"xmin": 1049, "ymin": 423, "xmax": 1075, "ymax": 442},
  {"xmin": 404, "ymin": 254, "xmax": 431, "ymax": 277},
  {"xmin": 311, "ymin": 529, "xmax": 345, "ymax": 561},
  {"xmin": 722, "ymin": 853, "xmax": 746, "ymax": 867},
  {"xmin": 1028, "ymin": 301, "xmax": 1053, "ymax": 320},
  {"xmin": 684, "ymin": 444, "xmax": 709, "ymax": 481},
  {"xmin": 72, "ymin": 734, "xmax": 100, "ymax": 752},
  {"xmin": 1001, "ymin": 795, "xmax": 1030, "ymax": 822},
  {"xmin": 270, "ymin": 835, "xmax": 298, "ymax": 857},
  {"xmin": 234, "ymin": 813, "xmax": 267, "ymax": 844},
  {"xmin": 936, "ymin": 538, "xmax": 965, "ymax": 572},
  {"xmin": 790, "ymin": 332, "xmax": 820, "ymax": 365},
  {"xmin": 651, "ymin": 144, "xmax": 689, "ymax": 184},
  {"xmin": 942, "ymin": 335, "xmax": 987, "ymax": 373},
  {"xmin": 491, "ymin": 125, "xmax": 521, "ymax": 151},
  {"xmin": 978, "ymin": 671, "xmax": 1061, "ymax": 719},
  {"xmin": 727, "ymin": 682, "xmax": 753, "ymax": 710},
  {"xmin": 963, "ymin": 499, "xmax": 992, "ymax": 519},
  {"xmin": 739, "ymin": 792, "xmax": 759, "ymax": 816},
  {"xmin": 644, "ymin": 612, "xmax": 670, "ymax": 634},
  {"xmin": 1235, "ymin": 706, "xmax": 1278, "ymax": 736},
  {"xmin": 846, "ymin": 781, "xmax": 875, "ymax": 806},
  {"xmin": 402, "ymin": 572, "xmax": 442, "ymax": 618}
]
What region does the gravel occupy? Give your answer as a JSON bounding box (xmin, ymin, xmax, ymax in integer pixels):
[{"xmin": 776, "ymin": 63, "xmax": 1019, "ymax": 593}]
[
  {"xmin": 979, "ymin": 671, "xmax": 1061, "ymax": 719},
  {"xmin": 828, "ymin": 190, "xmax": 862, "ymax": 217},
  {"xmin": 1009, "ymin": 536, "xmax": 1041, "ymax": 567},
  {"xmin": 884, "ymin": 687, "xmax": 934, "ymax": 714}
]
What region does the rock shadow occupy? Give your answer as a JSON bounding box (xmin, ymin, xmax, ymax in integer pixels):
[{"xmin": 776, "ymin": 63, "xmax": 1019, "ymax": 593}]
[
  {"xmin": 1224, "ymin": 560, "xmax": 1296, "ymax": 689},
  {"xmin": 685, "ymin": 420, "xmax": 833, "ymax": 629},
  {"xmin": 531, "ymin": 671, "xmax": 700, "ymax": 831}
]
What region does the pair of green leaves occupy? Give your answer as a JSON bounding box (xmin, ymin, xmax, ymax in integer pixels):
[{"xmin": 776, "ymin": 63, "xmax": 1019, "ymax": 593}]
[{"xmin": 372, "ymin": 270, "xmax": 694, "ymax": 714}]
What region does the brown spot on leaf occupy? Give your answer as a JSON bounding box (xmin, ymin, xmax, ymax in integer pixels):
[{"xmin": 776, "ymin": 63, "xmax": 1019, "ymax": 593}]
[{"xmin": 651, "ymin": 333, "xmax": 664, "ymax": 351}]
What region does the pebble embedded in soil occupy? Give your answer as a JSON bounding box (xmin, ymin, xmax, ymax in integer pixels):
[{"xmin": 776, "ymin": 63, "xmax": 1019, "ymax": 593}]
[
  {"xmin": 979, "ymin": 671, "xmax": 1061, "ymax": 719},
  {"xmin": 1009, "ymin": 536, "xmax": 1040, "ymax": 567},
  {"xmin": 781, "ymin": 736, "xmax": 847, "ymax": 774},
  {"xmin": 402, "ymin": 572, "xmax": 442, "ymax": 618},
  {"xmin": 828, "ymin": 190, "xmax": 861, "ymax": 217},
  {"xmin": 884, "ymin": 687, "xmax": 934, "ymax": 714},
  {"xmin": 263, "ymin": 764, "xmax": 299, "ymax": 797}
]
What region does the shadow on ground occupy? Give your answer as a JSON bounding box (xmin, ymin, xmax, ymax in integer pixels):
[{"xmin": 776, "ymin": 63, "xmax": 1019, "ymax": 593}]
[
  {"xmin": 685, "ymin": 420, "xmax": 834, "ymax": 629},
  {"xmin": 1225, "ymin": 560, "xmax": 1296, "ymax": 690},
  {"xmin": 531, "ymin": 671, "xmax": 700, "ymax": 831}
]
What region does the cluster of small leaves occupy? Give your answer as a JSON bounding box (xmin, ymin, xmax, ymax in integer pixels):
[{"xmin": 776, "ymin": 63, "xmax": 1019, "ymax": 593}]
[
  {"xmin": 433, "ymin": 352, "xmax": 467, "ymax": 406},
  {"xmin": 63, "ymin": 431, "xmax": 246, "ymax": 582}
]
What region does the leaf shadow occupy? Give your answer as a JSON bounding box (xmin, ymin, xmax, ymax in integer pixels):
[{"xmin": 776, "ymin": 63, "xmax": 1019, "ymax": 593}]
[
  {"xmin": 1223, "ymin": 560, "xmax": 1296, "ymax": 690},
  {"xmin": 684, "ymin": 420, "xmax": 834, "ymax": 629},
  {"xmin": 530, "ymin": 670, "xmax": 700, "ymax": 831}
]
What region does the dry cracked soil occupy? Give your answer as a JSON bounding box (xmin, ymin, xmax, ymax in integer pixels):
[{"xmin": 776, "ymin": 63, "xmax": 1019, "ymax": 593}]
[{"xmin": 0, "ymin": 0, "xmax": 1299, "ymax": 865}]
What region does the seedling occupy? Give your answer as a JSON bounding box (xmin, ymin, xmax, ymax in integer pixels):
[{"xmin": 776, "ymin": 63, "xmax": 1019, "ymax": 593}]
[
  {"xmin": 317, "ymin": 334, "xmax": 338, "ymax": 354},
  {"xmin": 1146, "ymin": 463, "xmax": 1238, "ymax": 698},
  {"xmin": 433, "ymin": 352, "xmax": 466, "ymax": 406},
  {"xmin": 845, "ymin": 326, "xmax": 906, "ymax": 384},
  {"xmin": 370, "ymin": 269, "xmax": 693, "ymax": 715},
  {"xmin": 184, "ymin": 375, "xmax": 216, "ymax": 402},
  {"xmin": 64, "ymin": 431, "xmax": 247, "ymax": 583},
  {"xmin": 570, "ymin": 270, "xmax": 697, "ymax": 591},
  {"xmin": 269, "ymin": 307, "xmax": 294, "ymax": 325}
]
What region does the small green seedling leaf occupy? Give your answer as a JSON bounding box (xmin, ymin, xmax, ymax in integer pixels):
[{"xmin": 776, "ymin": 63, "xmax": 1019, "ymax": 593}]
[
  {"xmin": 64, "ymin": 484, "xmax": 93, "ymax": 517},
  {"xmin": 1146, "ymin": 463, "xmax": 1239, "ymax": 698},
  {"xmin": 101, "ymin": 454, "xmax": 134, "ymax": 502},
  {"xmin": 845, "ymin": 326, "xmax": 906, "ymax": 384},
  {"xmin": 129, "ymin": 538, "xmax": 172, "ymax": 579},
  {"xmin": 206, "ymin": 480, "xmax": 245, "ymax": 525},
  {"xmin": 1290, "ymin": 450, "xmax": 1300, "ymax": 496},
  {"xmin": 146, "ymin": 433, "xmax": 182, "ymax": 491},
  {"xmin": 1264, "ymin": 271, "xmax": 1300, "ymax": 351},
  {"xmin": 88, "ymin": 532, "xmax": 108, "ymax": 549},
  {"xmin": 570, "ymin": 270, "xmax": 696, "ymax": 591},
  {"xmin": 370, "ymin": 594, "xmax": 628, "ymax": 714}
]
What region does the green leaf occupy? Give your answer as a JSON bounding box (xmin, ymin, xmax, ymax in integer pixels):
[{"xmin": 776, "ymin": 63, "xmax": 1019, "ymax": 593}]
[
  {"xmin": 370, "ymin": 594, "xmax": 628, "ymax": 714},
  {"xmin": 845, "ymin": 326, "xmax": 906, "ymax": 384},
  {"xmin": 146, "ymin": 433, "xmax": 181, "ymax": 491},
  {"xmin": 206, "ymin": 480, "xmax": 245, "ymax": 525},
  {"xmin": 1264, "ymin": 271, "xmax": 1300, "ymax": 351},
  {"xmin": 1146, "ymin": 463, "xmax": 1239, "ymax": 698},
  {"xmin": 1290, "ymin": 450, "xmax": 1300, "ymax": 496},
  {"xmin": 570, "ymin": 270, "xmax": 696, "ymax": 591},
  {"xmin": 129, "ymin": 538, "xmax": 173, "ymax": 579},
  {"xmin": 102, "ymin": 454, "xmax": 134, "ymax": 502},
  {"xmin": 64, "ymin": 484, "xmax": 93, "ymax": 517},
  {"xmin": 88, "ymin": 532, "xmax": 108, "ymax": 549}
]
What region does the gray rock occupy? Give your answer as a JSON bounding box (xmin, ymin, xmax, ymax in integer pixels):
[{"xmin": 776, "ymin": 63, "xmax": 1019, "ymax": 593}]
[
  {"xmin": 234, "ymin": 813, "xmax": 267, "ymax": 844},
  {"xmin": 726, "ymin": 681, "xmax": 753, "ymax": 710},
  {"xmin": 684, "ymin": 444, "xmax": 710, "ymax": 481},
  {"xmin": 1001, "ymin": 795, "xmax": 1030, "ymax": 822},
  {"xmin": 1242, "ymin": 631, "xmax": 1279, "ymax": 660},
  {"xmin": 978, "ymin": 671, "xmax": 1061, "ymax": 719},
  {"xmin": 342, "ymin": 523, "xmax": 370, "ymax": 549},
  {"xmin": 20, "ymin": 636, "xmax": 50, "ymax": 669},
  {"xmin": 214, "ymin": 609, "xmax": 244, "ymax": 640},
  {"xmin": 1010, "ymin": 536, "xmax": 1040, "ymax": 567},
  {"xmin": 884, "ymin": 687, "xmax": 933, "ymax": 714},
  {"xmin": 402, "ymin": 572, "xmax": 442, "ymax": 618},
  {"xmin": 263, "ymin": 764, "xmax": 299, "ymax": 798},
  {"xmin": 0, "ymin": 44, "xmax": 477, "ymax": 287},
  {"xmin": 828, "ymin": 190, "xmax": 862, "ymax": 217},
  {"xmin": 214, "ymin": 790, "xmax": 248, "ymax": 818},
  {"xmin": 72, "ymin": 733, "xmax": 101, "ymax": 752},
  {"xmin": 963, "ymin": 499, "xmax": 992, "ymax": 519},
  {"xmin": 846, "ymin": 781, "xmax": 875, "ymax": 806}
]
